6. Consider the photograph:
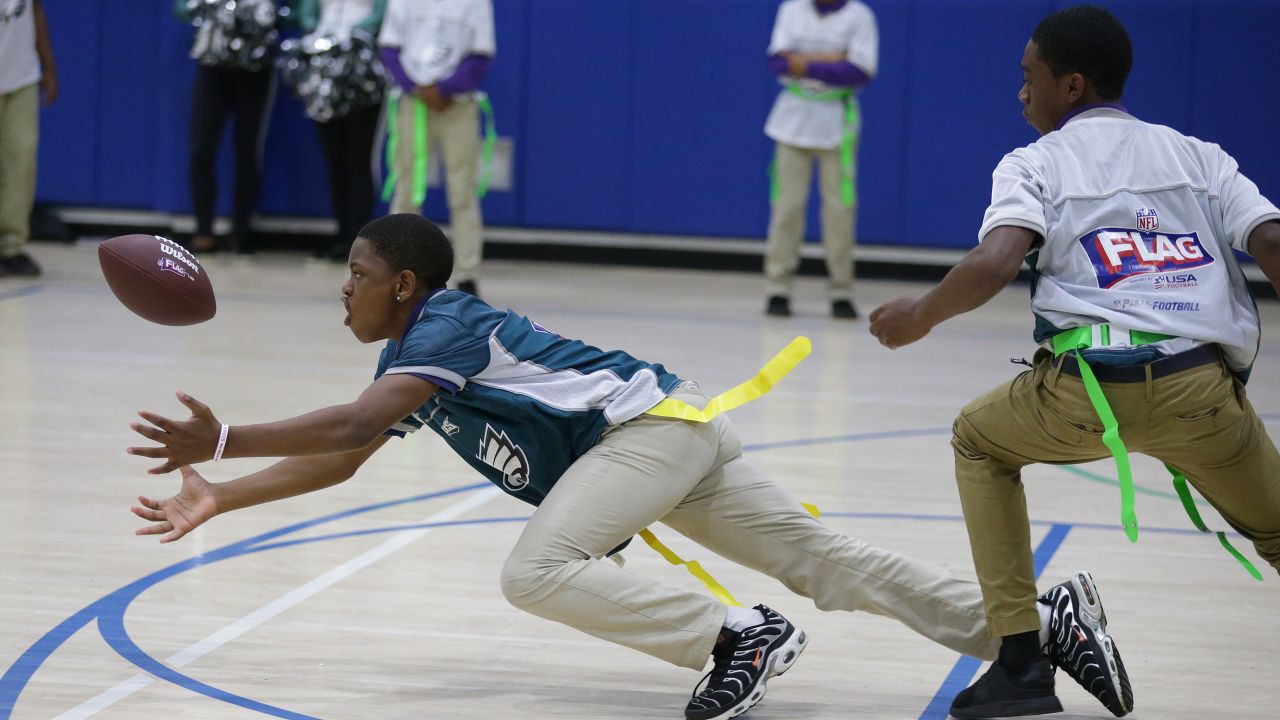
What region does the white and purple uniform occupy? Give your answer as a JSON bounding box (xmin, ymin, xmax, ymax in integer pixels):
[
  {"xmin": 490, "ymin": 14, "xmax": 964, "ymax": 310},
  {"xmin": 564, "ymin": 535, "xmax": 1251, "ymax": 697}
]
[{"xmin": 981, "ymin": 105, "xmax": 1280, "ymax": 373}]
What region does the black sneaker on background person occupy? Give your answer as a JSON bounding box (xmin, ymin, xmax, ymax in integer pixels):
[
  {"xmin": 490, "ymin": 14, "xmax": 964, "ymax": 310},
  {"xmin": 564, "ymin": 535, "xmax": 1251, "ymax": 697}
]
[
  {"xmin": 832, "ymin": 299, "xmax": 858, "ymax": 319},
  {"xmin": 684, "ymin": 605, "xmax": 807, "ymax": 720},
  {"xmin": 949, "ymin": 656, "xmax": 1062, "ymax": 719},
  {"xmin": 765, "ymin": 295, "xmax": 791, "ymax": 317},
  {"xmin": 457, "ymin": 279, "xmax": 478, "ymax": 296},
  {"xmin": 2, "ymin": 253, "xmax": 42, "ymax": 277},
  {"xmin": 1040, "ymin": 571, "xmax": 1133, "ymax": 717}
]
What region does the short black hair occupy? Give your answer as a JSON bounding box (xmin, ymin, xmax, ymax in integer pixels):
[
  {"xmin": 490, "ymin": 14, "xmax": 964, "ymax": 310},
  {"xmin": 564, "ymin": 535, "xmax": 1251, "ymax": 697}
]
[
  {"xmin": 1032, "ymin": 5, "xmax": 1132, "ymax": 101},
  {"xmin": 357, "ymin": 214, "xmax": 453, "ymax": 290}
]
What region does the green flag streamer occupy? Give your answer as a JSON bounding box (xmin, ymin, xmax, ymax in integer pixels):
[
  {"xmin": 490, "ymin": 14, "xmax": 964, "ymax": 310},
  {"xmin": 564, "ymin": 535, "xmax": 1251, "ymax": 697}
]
[{"xmin": 1053, "ymin": 325, "xmax": 1264, "ymax": 579}]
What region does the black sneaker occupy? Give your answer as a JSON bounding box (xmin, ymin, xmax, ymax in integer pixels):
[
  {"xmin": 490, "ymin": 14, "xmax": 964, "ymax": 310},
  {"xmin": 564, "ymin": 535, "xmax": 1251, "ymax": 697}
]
[
  {"xmin": 950, "ymin": 657, "xmax": 1062, "ymax": 719},
  {"xmin": 765, "ymin": 296, "xmax": 791, "ymax": 317},
  {"xmin": 831, "ymin": 299, "xmax": 858, "ymax": 319},
  {"xmin": 685, "ymin": 605, "xmax": 807, "ymax": 720},
  {"xmin": 3, "ymin": 253, "xmax": 41, "ymax": 277},
  {"xmin": 457, "ymin": 280, "xmax": 478, "ymax": 296},
  {"xmin": 1041, "ymin": 571, "xmax": 1133, "ymax": 717}
]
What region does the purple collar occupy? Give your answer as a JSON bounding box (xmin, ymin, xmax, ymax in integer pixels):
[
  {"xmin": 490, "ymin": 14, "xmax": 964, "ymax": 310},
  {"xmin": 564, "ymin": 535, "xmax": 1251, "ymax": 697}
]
[
  {"xmin": 1056, "ymin": 102, "xmax": 1129, "ymax": 131},
  {"xmin": 814, "ymin": 0, "xmax": 849, "ymax": 16},
  {"xmin": 397, "ymin": 288, "xmax": 447, "ymax": 347}
]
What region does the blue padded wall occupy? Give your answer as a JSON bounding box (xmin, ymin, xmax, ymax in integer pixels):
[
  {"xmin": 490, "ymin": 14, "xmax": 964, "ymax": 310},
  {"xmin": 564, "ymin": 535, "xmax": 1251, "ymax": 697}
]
[{"xmin": 33, "ymin": 0, "xmax": 1280, "ymax": 250}]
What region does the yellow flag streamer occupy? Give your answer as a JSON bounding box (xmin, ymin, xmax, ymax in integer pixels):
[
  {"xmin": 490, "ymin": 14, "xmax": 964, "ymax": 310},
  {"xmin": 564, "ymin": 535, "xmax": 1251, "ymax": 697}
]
[
  {"xmin": 638, "ymin": 504, "xmax": 823, "ymax": 607},
  {"xmin": 638, "ymin": 529, "xmax": 744, "ymax": 607},
  {"xmin": 633, "ymin": 337, "xmax": 819, "ymax": 605},
  {"xmin": 644, "ymin": 336, "xmax": 812, "ymax": 422}
]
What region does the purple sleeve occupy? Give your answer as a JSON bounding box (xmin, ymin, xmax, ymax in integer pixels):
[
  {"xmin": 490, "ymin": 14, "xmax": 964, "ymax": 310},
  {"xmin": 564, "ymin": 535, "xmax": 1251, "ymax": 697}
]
[
  {"xmin": 806, "ymin": 60, "xmax": 872, "ymax": 89},
  {"xmin": 407, "ymin": 373, "xmax": 459, "ymax": 393},
  {"xmin": 437, "ymin": 54, "xmax": 493, "ymax": 98},
  {"xmin": 379, "ymin": 47, "xmax": 416, "ymax": 91},
  {"xmin": 767, "ymin": 53, "xmax": 790, "ymax": 77}
]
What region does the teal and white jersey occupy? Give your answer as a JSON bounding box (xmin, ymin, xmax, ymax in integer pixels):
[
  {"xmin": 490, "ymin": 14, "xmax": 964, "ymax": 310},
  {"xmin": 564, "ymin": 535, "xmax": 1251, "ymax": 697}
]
[{"xmin": 374, "ymin": 289, "xmax": 684, "ymax": 505}]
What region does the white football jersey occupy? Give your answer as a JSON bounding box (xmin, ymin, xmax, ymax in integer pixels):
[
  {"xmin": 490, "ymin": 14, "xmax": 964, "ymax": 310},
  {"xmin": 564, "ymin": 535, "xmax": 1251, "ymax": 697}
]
[
  {"xmin": 379, "ymin": 0, "xmax": 495, "ymax": 87},
  {"xmin": 0, "ymin": 0, "xmax": 40, "ymax": 95},
  {"xmin": 980, "ymin": 106, "xmax": 1280, "ymax": 372},
  {"xmin": 764, "ymin": 0, "xmax": 878, "ymax": 149}
]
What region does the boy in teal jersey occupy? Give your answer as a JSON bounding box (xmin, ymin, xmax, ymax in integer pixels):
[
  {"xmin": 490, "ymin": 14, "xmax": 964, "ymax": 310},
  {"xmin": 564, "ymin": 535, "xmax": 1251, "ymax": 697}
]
[{"xmin": 129, "ymin": 214, "xmax": 1120, "ymax": 720}]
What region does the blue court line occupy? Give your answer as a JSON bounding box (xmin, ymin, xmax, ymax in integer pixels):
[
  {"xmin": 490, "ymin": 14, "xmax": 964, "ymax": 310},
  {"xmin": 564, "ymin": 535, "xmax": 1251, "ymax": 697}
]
[
  {"xmin": 0, "ymin": 482, "xmax": 488, "ymax": 718},
  {"xmin": 918, "ymin": 524, "xmax": 1073, "ymax": 720},
  {"xmin": 0, "ymin": 284, "xmax": 41, "ymax": 302},
  {"xmin": 743, "ymin": 427, "xmax": 951, "ymax": 452}
]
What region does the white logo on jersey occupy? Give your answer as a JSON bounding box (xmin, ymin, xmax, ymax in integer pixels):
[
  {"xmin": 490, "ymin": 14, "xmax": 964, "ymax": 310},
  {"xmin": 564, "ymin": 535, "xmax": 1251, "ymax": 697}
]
[
  {"xmin": 441, "ymin": 416, "xmax": 460, "ymax": 437},
  {"xmin": 477, "ymin": 424, "xmax": 530, "ymax": 492}
]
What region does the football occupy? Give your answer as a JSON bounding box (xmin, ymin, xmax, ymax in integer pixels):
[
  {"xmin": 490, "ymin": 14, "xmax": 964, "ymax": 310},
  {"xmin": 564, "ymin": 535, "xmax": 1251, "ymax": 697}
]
[{"xmin": 98, "ymin": 234, "xmax": 217, "ymax": 326}]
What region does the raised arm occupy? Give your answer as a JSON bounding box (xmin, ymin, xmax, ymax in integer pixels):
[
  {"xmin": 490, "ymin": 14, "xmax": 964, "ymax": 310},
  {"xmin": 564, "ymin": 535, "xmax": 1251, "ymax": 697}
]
[
  {"xmin": 1248, "ymin": 220, "xmax": 1280, "ymax": 297},
  {"xmin": 128, "ymin": 374, "xmax": 438, "ymax": 474},
  {"xmin": 869, "ymin": 226, "xmax": 1036, "ymax": 348},
  {"xmin": 133, "ymin": 436, "xmax": 390, "ymax": 543}
]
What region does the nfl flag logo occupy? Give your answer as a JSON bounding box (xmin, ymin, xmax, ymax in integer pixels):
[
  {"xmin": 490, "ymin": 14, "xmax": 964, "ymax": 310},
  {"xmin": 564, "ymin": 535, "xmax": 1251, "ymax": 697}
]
[{"xmin": 1136, "ymin": 207, "xmax": 1159, "ymax": 231}]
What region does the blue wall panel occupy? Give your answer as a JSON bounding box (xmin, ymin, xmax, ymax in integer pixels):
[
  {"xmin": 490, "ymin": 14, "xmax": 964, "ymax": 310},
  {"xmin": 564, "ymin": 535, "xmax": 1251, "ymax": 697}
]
[
  {"xmin": 30, "ymin": 0, "xmax": 1280, "ymax": 250},
  {"xmin": 855, "ymin": 0, "xmax": 908, "ymax": 244},
  {"xmin": 902, "ymin": 0, "xmax": 1053, "ymax": 249},
  {"xmin": 95, "ymin": 0, "xmax": 162, "ymax": 208},
  {"xmin": 35, "ymin": 0, "xmax": 99, "ymax": 204},
  {"xmin": 627, "ymin": 0, "xmax": 778, "ymax": 238},
  {"xmin": 1189, "ymin": 0, "xmax": 1280, "ymax": 203},
  {"xmin": 522, "ymin": 0, "xmax": 633, "ymax": 230}
]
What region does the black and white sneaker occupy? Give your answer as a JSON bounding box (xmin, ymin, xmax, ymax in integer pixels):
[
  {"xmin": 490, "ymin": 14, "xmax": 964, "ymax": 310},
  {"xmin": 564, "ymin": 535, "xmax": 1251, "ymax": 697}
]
[
  {"xmin": 684, "ymin": 605, "xmax": 807, "ymax": 720},
  {"xmin": 1040, "ymin": 571, "xmax": 1133, "ymax": 717}
]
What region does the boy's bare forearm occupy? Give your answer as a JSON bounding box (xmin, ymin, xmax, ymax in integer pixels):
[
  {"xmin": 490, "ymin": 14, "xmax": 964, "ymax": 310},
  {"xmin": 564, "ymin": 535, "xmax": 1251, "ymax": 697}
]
[{"xmin": 214, "ymin": 437, "xmax": 389, "ymax": 513}]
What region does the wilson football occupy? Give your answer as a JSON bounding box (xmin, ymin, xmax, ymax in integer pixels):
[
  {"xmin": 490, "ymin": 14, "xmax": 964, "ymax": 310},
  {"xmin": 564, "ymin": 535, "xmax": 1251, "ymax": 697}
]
[{"xmin": 98, "ymin": 234, "xmax": 217, "ymax": 326}]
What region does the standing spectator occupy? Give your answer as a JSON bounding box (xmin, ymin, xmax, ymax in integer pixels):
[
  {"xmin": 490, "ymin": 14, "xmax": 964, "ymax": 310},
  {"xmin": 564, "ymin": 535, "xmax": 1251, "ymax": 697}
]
[
  {"xmin": 294, "ymin": 0, "xmax": 386, "ymax": 261},
  {"xmin": 0, "ymin": 0, "xmax": 56, "ymax": 279},
  {"xmin": 176, "ymin": 0, "xmax": 280, "ymax": 255},
  {"xmin": 763, "ymin": 0, "xmax": 877, "ymax": 319},
  {"xmin": 379, "ymin": 0, "xmax": 493, "ymax": 297}
]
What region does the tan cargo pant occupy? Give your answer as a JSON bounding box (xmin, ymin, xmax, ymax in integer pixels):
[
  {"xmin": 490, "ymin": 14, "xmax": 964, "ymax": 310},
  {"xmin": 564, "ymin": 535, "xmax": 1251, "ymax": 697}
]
[
  {"xmin": 0, "ymin": 83, "xmax": 38, "ymax": 259},
  {"xmin": 500, "ymin": 387, "xmax": 998, "ymax": 670},
  {"xmin": 390, "ymin": 95, "xmax": 483, "ymax": 284},
  {"xmin": 953, "ymin": 349, "xmax": 1280, "ymax": 638},
  {"xmin": 764, "ymin": 141, "xmax": 855, "ymax": 301}
]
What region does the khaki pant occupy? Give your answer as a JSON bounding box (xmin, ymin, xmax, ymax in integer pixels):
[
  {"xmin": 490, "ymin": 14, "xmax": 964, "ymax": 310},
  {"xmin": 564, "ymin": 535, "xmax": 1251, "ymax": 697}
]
[
  {"xmin": 0, "ymin": 83, "xmax": 38, "ymax": 260},
  {"xmin": 500, "ymin": 387, "xmax": 997, "ymax": 670},
  {"xmin": 764, "ymin": 142, "xmax": 855, "ymax": 300},
  {"xmin": 953, "ymin": 349, "xmax": 1280, "ymax": 638},
  {"xmin": 390, "ymin": 96, "xmax": 483, "ymax": 283}
]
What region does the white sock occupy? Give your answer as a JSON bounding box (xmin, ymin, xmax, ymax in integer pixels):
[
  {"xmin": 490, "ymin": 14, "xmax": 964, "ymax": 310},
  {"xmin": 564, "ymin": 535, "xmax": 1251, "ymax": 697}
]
[
  {"xmin": 1037, "ymin": 600, "xmax": 1052, "ymax": 648},
  {"xmin": 724, "ymin": 606, "xmax": 765, "ymax": 632}
]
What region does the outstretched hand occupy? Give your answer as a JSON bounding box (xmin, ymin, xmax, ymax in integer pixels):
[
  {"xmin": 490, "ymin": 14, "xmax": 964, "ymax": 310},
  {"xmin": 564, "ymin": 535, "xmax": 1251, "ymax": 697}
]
[
  {"xmin": 128, "ymin": 391, "xmax": 222, "ymax": 474},
  {"xmin": 868, "ymin": 297, "xmax": 933, "ymax": 349},
  {"xmin": 132, "ymin": 465, "xmax": 218, "ymax": 543}
]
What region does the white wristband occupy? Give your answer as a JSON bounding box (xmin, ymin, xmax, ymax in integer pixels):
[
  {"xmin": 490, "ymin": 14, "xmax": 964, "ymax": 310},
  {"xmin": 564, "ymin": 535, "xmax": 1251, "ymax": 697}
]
[{"xmin": 213, "ymin": 423, "xmax": 230, "ymax": 462}]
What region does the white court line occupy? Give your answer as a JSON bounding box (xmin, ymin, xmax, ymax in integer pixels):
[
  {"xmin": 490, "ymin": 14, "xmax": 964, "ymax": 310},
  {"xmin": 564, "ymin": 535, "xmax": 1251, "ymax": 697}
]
[{"xmin": 55, "ymin": 486, "xmax": 501, "ymax": 720}]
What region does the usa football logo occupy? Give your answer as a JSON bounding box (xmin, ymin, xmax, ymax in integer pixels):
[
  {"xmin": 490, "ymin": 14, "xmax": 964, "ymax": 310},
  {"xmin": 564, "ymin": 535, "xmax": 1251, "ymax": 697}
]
[
  {"xmin": 1078, "ymin": 228, "xmax": 1215, "ymax": 289},
  {"xmin": 477, "ymin": 424, "xmax": 530, "ymax": 492},
  {"xmin": 1136, "ymin": 207, "xmax": 1159, "ymax": 231}
]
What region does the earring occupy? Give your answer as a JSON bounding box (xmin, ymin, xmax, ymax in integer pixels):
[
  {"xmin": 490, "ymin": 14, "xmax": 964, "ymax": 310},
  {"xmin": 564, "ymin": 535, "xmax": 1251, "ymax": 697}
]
[{"xmin": 395, "ymin": 295, "xmax": 402, "ymax": 303}]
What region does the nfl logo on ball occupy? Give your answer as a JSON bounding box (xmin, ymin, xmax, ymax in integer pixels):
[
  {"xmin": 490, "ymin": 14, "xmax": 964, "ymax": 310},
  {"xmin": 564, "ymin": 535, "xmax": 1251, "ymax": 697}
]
[{"xmin": 1136, "ymin": 206, "xmax": 1159, "ymax": 231}]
